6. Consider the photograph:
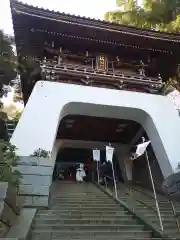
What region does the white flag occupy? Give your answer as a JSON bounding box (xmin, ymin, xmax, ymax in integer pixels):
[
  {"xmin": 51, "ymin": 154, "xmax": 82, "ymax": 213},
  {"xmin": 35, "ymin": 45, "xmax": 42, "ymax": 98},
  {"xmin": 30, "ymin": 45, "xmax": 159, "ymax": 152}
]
[
  {"xmin": 106, "ymin": 146, "xmax": 114, "ymax": 163},
  {"xmin": 93, "ymin": 149, "xmax": 100, "ymax": 162},
  {"xmin": 133, "ymin": 140, "xmax": 151, "ymax": 160}
]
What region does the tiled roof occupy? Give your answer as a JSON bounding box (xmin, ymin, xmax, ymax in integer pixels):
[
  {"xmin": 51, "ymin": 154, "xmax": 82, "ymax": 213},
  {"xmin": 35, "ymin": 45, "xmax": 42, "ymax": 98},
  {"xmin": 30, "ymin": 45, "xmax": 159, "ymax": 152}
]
[{"xmin": 10, "ymin": 0, "xmax": 180, "ymax": 43}]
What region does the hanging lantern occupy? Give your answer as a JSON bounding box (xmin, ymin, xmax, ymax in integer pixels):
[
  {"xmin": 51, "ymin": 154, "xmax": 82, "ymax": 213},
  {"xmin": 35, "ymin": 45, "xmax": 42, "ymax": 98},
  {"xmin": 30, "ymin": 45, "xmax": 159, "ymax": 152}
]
[{"xmin": 86, "ymin": 51, "xmax": 89, "ymax": 57}]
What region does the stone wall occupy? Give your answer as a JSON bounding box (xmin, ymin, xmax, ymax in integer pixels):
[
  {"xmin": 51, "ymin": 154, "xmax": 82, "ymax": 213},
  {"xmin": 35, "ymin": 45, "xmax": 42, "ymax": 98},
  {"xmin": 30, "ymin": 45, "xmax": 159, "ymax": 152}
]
[
  {"xmin": 13, "ymin": 156, "xmax": 54, "ymax": 208},
  {"xmin": 0, "ymin": 182, "xmax": 20, "ymax": 236}
]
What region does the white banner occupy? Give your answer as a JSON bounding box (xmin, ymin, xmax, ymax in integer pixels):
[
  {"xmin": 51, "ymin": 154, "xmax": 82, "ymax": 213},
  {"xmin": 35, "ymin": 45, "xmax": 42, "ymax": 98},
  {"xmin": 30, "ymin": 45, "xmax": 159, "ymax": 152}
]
[
  {"xmin": 106, "ymin": 146, "xmax": 114, "ymax": 163},
  {"xmin": 93, "ymin": 149, "xmax": 100, "ymax": 162},
  {"xmin": 132, "ymin": 140, "xmax": 151, "ymax": 160}
]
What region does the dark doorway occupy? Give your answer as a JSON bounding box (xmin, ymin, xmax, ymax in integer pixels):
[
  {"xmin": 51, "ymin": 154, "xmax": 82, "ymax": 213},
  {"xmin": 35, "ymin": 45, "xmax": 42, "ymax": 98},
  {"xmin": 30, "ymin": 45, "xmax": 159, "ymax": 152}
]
[
  {"xmin": 53, "ymin": 147, "xmax": 93, "ymax": 182},
  {"xmin": 53, "ymin": 147, "xmax": 124, "ymax": 184}
]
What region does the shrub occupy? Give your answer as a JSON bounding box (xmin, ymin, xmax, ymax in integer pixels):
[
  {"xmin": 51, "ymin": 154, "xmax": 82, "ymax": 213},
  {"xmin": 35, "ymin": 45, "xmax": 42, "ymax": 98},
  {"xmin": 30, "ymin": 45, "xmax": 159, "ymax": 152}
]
[
  {"xmin": 31, "ymin": 148, "xmax": 51, "ymax": 158},
  {"xmin": 0, "ymin": 141, "xmax": 22, "ymax": 192}
]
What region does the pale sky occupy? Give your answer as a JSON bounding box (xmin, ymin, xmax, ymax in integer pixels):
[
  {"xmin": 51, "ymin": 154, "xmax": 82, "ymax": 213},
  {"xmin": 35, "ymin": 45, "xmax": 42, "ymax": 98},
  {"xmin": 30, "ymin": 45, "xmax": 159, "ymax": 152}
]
[{"xmin": 0, "ymin": 0, "xmax": 117, "ymax": 35}]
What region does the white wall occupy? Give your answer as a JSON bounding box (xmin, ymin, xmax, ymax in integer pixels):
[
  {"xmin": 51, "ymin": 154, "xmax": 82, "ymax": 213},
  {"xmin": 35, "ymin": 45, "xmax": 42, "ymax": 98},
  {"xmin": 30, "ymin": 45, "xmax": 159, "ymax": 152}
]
[{"xmin": 10, "ymin": 81, "xmax": 180, "ymax": 181}]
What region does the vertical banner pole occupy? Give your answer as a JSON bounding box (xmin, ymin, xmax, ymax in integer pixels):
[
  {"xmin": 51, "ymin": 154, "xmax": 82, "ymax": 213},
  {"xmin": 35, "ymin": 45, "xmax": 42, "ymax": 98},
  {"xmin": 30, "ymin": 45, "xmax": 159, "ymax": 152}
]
[
  {"xmin": 97, "ymin": 159, "xmax": 100, "ymax": 184},
  {"xmin": 145, "ymin": 150, "xmax": 164, "ymax": 231},
  {"xmin": 111, "ymin": 158, "xmax": 118, "ymax": 199},
  {"xmin": 106, "ymin": 144, "xmax": 118, "ymax": 199},
  {"xmin": 142, "ymin": 138, "xmax": 163, "ymax": 231},
  {"xmin": 93, "ymin": 149, "xmax": 100, "ymax": 184}
]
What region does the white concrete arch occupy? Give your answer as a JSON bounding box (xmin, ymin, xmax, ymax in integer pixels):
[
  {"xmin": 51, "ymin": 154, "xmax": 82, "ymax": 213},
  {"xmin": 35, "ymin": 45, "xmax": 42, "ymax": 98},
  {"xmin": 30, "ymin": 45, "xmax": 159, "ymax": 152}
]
[{"xmin": 10, "ymin": 81, "xmax": 180, "ymax": 183}]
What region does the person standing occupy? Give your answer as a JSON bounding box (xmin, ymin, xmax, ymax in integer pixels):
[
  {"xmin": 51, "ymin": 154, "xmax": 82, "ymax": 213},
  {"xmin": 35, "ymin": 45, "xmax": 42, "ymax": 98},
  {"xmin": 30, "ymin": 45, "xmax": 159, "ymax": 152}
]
[{"xmin": 76, "ymin": 164, "xmax": 86, "ymax": 183}]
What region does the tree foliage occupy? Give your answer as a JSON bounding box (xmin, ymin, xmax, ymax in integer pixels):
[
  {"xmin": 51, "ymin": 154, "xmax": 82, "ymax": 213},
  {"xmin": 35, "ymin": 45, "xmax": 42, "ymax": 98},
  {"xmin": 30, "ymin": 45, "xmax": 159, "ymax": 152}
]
[
  {"xmin": 0, "ymin": 30, "xmax": 17, "ymax": 96},
  {"xmin": 12, "ymin": 111, "xmax": 22, "ymax": 121},
  {"xmin": 0, "ymin": 141, "xmax": 22, "ymax": 191},
  {"xmin": 31, "ymin": 148, "xmax": 51, "ymax": 158},
  {"xmin": 105, "ymin": 0, "xmax": 180, "ymax": 32}
]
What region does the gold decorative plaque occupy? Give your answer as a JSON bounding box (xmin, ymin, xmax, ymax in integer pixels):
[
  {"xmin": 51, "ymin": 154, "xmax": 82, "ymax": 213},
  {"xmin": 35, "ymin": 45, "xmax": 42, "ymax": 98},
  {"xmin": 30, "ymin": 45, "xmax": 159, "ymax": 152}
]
[{"xmin": 96, "ymin": 55, "xmax": 107, "ymax": 71}]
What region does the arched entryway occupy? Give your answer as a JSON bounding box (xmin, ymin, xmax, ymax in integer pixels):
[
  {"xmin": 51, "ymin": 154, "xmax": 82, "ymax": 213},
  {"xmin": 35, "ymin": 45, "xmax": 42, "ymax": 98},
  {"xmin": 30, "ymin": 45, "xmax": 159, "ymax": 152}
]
[{"xmin": 10, "ymin": 81, "xmax": 180, "ymax": 196}]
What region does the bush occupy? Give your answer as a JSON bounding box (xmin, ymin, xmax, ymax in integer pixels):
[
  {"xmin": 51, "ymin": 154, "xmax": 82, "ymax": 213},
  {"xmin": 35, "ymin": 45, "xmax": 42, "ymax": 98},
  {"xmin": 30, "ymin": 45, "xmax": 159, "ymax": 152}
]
[
  {"xmin": 0, "ymin": 141, "xmax": 22, "ymax": 192},
  {"xmin": 31, "ymin": 148, "xmax": 51, "ymax": 158}
]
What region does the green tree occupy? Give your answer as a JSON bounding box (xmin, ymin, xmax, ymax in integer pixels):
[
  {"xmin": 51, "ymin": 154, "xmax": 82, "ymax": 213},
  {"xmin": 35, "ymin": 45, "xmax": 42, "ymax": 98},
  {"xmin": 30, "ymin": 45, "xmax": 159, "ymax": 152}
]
[
  {"xmin": 104, "ymin": 0, "xmax": 180, "ymax": 32},
  {"xmin": 105, "ymin": 0, "xmax": 180, "ymax": 92},
  {"xmin": 0, "ymin": 30, "xmax": 17, "ymax": 97},
  {"xmin": 0, "ymin": 141, "xmax": 22, "ymax": 191}
]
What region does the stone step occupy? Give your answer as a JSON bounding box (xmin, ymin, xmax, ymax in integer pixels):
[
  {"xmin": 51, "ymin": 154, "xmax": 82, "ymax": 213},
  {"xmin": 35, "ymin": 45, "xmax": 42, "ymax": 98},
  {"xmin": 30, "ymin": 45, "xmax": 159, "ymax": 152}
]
[
  {"xmin": 151, "ymin": 218, "xmax": 179, "ymax": 223},
  {"xmin": 35, "ymin": 214, "xmax": 134, "ymax": 219},
  {"xmin": 135, "ymin": 205, "xmax": 177, "ymax": 210},
  {"xmin": 52, "ymin": 198, "xmax": 114, "ymax": 202},
  {"xmin": 51, "ymin": 203, "xmax": 120, "ymax": 206},
  {"xmin": 53, "ymin": 191, "xmax": 107, "ymax": 194},
  {"xmin": 51, "ymin": 238, "xmax": 162, "ymax": 240},
  {"xmin": 32, "ymin": 223, "xmax": 145, "ymax": 231},
  {"xmin": 121, "ymin": 197, "xmax": 167, "ymax": 204},
  {"xmin": 51, "ymin": 205, "xmax": 124, "ymax": 209},
  {"xmin": 163, "ymin": 230, "xmax": 180, "ymax": 237},
  {"xmin": 34, "ymin": 219, "xmax": 137, "ymax": 224},
  {"xmin": 133, "ymin": 208, "xmax": 173, "ymax": 214},
  {"xmin": 139, "ymin": 203, "xmax": 180, "ymax": 210},
  {"xmin": 53, "ymin": 196, "xmax": 109, "ymax": 200},
  {"xmin": 38, "ymin": 210, "xmax": 129, "ymax": 215},
  {"xmin": 56, "ymin": 192, "xmax": 105, "ymax": 194},
  {"xmin": 31, "ymin": 183, "xmax": 168, "ymax": 240},
  {"xmin": 51, "ymin": 200, "xmax": 114, "ymax": 204},
  {"xmin": 32, "ymin": 236, "xmax": 162, "ymax": 240},
  {"xmin": 138, "ymin": 213, "xmax": 175, "ymax": 218},
  {"xmin": 134, "ymin": 202, "xmax": 172, "ymax": 206},
  {"xmin": 37, "ymin": 211, "xmax": 177, "ymax": 219},
  {"xmin": 36, "ymin": 213, "xmax": 132, "ymax": 220},
  {"xmin": 135, "ymin": 209, "xmax": 174, "ymax": 214},
  {"xmin": 141, "ymin": 201, "xmax": 172, "ymax": 204},
  {"xmin": 54, "ymin": 191, "xmax": 105, "ymax": 194},
  {"xmin": 31, "ymin": 229, "xmax": 152, "ymax": 238},
  {"xmin": 53, "ymin": 198, "xmax": 110, "ymax": 202},
  {"xmin": 51, "ymin": 206, "xmax": 123, "ymax": 210},
  {"xmin": 35, "ymin": 215, "xmax": 178, "ymax": 224}
]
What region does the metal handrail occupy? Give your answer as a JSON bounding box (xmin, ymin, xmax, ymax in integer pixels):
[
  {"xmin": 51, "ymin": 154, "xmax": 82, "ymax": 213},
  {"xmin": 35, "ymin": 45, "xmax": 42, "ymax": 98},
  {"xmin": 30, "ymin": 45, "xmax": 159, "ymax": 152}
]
[
  {"xmin": 132, "ymin": 186, "xmax": 155, "ymax": 200},
  {"xmin": 132, "ymin": 185, "xmax": 180, "ymax": 232},
  {"xmin": 4, "ymin": 199, "xmax": 20, "ymax": 216},
  {"xmin": 126, "ymin": 189, "xmax": 158, "ymax": 214},
  {"xmin": 170, "ymin": 200, "xmax": 180, "ymax": 232},
  {"xmin": 99, "ymin": 175, "xmax": 159, "ymax": 215},
  {"xmin": 95, "ymin": 169, "xmax": 180, "ymax": 232},
  {"xmin": 0, "ymin": 219, "xmax": 11, "ymax": 227},
  {"xmin": 103, "ymin": 176, "xmax": 114, "ymax": 191},
  {"xmin": 106, "ymin": 179, "xmax": 159, "ymax": 214}
]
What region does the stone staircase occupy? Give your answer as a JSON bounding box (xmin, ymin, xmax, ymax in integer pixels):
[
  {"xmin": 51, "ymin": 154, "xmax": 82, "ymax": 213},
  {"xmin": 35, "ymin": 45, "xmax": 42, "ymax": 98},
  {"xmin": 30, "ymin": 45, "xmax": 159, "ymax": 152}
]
[
  {"xmin": 5, "ymin": 120, "xmax": 18, "ymax": 139},
  {"xmin": 118, "ymin": 184, "xmax": 180, "ymax": 238},
  {"xmin": 29, "ymin": 182, "xmax": 162, "ymax": 240}
]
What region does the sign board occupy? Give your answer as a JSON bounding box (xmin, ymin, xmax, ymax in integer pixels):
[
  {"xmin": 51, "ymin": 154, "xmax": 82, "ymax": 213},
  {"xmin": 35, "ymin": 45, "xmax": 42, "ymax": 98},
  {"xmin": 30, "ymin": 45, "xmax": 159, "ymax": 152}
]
[
  {"xmin": 106, "ymin": 146, "xmax": 114, "ymax": 163},
  {"xmin": 93, "ymin": 149, "xmax": 100, "ymax": 162},
  {"xmin": 96, "ymin": 55, "xmax": 108, "ymax": 71}
]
